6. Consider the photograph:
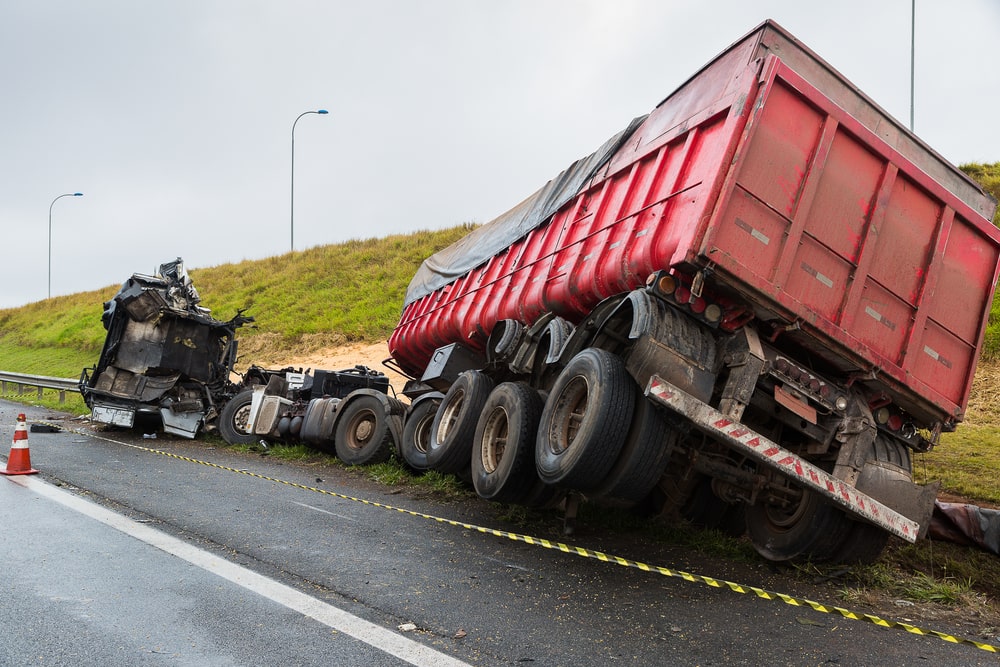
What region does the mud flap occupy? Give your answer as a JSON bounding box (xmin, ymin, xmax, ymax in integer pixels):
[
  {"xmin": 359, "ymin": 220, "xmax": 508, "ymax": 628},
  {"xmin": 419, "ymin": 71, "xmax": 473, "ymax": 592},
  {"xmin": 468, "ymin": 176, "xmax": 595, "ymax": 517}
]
[{"xmin": 856, "ymin": 473, "xmax": 940, "ymax": 540}]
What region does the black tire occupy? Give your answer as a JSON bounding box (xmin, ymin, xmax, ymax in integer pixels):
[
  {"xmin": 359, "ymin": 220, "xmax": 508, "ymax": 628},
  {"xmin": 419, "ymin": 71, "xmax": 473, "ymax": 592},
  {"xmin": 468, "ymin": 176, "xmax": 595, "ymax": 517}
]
[
  {"xmin": 218, "ymin": 389, "xmax": 257, "ymax": 445},
  {"xmin": 472, "ymin": 382, "xmax": 544, "ymax": 503},
  {"xmin": 387, "ymin": 397, "xmax": 406, "ymax": 460},
  {"xmin": 520, "ymin": 479, "xmax": 567, "ymax": 510},
  {"xmin": 826, "ymin": 520, "xmax": 890, "ymax": 564},
  {"xmin": 535, "ymin": 347, "xmax": 635, "ymax": 491},
  {"xmin": 745, "ymin": 483, "xmax": 851, "ymax": 562},
  {"xmin": 824, "ymin": 435, "xmax": 911, "ymax": 564},
  {"xmin": 681, "ymin": 476, "xmax": 746, "ymax": 537},
  {"xmin": 427, "ymin": 370, "xmax": 494, "ymax": 474},
  {"xmin": 400, "ymin": 398, "xmax": 440, "ymax": 471},
  {"xmin": 334, "ymin": 395, "xmax": 393, "ymax": 466},
  {"xmin": 593, "ymin": 389, "xmax": 677, "ymax": 505}
]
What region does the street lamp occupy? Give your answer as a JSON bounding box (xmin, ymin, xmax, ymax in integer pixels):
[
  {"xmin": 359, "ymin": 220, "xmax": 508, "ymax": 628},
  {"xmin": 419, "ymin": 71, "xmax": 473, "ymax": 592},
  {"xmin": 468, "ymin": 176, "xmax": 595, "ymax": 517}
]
[
  {"xmin": 48, "ymin": 192, "xmax": 83, "ymax": 299},
  {"xmin": 290, "ymin": 109, "xmax": 328, "ymax": 252}
]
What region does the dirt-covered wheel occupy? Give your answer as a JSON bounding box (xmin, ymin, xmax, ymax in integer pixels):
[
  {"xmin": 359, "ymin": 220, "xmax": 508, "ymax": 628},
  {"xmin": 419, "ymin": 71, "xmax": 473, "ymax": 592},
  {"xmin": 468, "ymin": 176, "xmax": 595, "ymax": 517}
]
[
  {"xmin": 681, "ymin": 475, "xmax": 746, "ymax": 537},
  {"xmin": 334, "ymin": 395, "xmax": 393, "ymax": 466},
  {"xmin": 593, "ymin": 387, "xmax": 677, "ymax": 505},
  {"xmin": 472, "ymin": 382, "xmax": 544, "ymax": 503},
  {"xmin": 426, "ymin": 370, "xmax": 494, "ymax": 475},
  {"xmin": 824, "ymin": 435, "xmax": 912, "ymax": 563},
  {"xmin": 218, "ymin": 389, "xmax": 257, "ymax": 445},
  {"xmin": 400, "ymin": 397, "xmax": 441, "ymax": 471},
  {"xmin": 745, "ymin": 479, "xmax": 852, "ymax": 562},
  {"xmin": 535, "ymin": 347, "xmax": 635, "ymax": 491},
  {"xmin": 747, "ymin": 432, "xmax": 915, "ymax": 563}
]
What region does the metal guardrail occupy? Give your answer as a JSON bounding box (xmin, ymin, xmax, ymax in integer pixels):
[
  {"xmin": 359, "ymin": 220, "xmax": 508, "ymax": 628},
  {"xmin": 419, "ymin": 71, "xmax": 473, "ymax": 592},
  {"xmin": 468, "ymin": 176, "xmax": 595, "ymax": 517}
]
[{"xmin": 0, "ymin": 371, "xmax": 79, "ymax": 404}]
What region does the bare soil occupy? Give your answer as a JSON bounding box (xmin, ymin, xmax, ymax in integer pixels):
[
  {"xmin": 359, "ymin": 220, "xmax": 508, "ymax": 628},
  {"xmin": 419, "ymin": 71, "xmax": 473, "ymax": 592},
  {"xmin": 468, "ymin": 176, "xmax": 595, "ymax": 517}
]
[{"xmin": 261, "ymin": 341, "xmax": 411, "ymax": 397}]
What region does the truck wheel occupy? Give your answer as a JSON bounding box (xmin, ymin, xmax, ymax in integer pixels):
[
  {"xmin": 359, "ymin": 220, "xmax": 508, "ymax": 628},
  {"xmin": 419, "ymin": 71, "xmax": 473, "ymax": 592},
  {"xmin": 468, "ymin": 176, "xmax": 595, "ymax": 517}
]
[
  {"xmin": 400, "ymin": 398, "xmax": 441, "ymax": 471},
  {"xmin": 520, "ymin": 480, "xmax": 566, "ymax": 509},
  {"xmin": 472, "ymin": 382, "xmax": 543, "ymax": 503},
  {"xmin": 745, "ymin": 482, "xmax": 849, "ymax": 562},
  {"xmin": 334, "ymin": 395, "xmax": 393, "ymax": 466},
  {"xmin": 218, "ymin": 389, "xmax": 257, "ymax": 445},
  {"xmin": 593, "ymin": 387, "xmax": 677, "ymax": 505},
  {"xmin": 823, "ymin": 435, "xmax": 910, "ymax": 563},
  {"xmin": 535, "ymin": 347, "xmax": 635, "ymax": 491},
  {"xmin": 682, "ymin": 476, "xmax": 746, "ymax": 537},
  {"xmin": 826, "ymin": 520, "xmax": 889, "ymax": 564},
  {"xmin": 427, "ymin": 370, "xmax": 494, "ymax": 475}
]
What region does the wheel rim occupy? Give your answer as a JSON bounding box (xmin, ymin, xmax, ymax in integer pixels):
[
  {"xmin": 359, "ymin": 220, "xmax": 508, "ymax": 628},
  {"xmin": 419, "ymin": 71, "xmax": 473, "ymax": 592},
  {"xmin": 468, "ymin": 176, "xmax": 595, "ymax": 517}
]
[
  {"xmin": 480, "ymin": 405, "xmax": 510, "ymax": 474},
  {"xmin": 552, "ymin": 377, "xmax": 588, "ymax": 455},
  {"xmin": 760, "ymin": 491, "xmax": 810, "ymax": 532},
  {"xmin": 347, "ymin": 409, "xmax": 377, "ymax": 450},
  {"xmin": 413, "ymin": 411, "xmax": 435, "ymax": 455},
  {"xmin": 233, "ymin": 403, "xmax": 252, "ymax": 435},
  {"xmin": 435, "ymin": 388, "xmax": 466, "ymax": 444}
]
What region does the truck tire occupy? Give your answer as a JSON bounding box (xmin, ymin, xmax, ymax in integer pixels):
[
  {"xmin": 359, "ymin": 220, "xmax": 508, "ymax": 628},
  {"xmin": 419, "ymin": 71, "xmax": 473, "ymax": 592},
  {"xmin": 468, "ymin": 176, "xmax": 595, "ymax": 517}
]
[
  {"xmin": 427, "ymin": 370, "xmax": 494, "ymax": 475},
  {"xmin": 400, "ymin": 397, "xmax": 441, "ymax": 471},
  {"xmin": 824, "ymin": 435, "xmax": 911, "ymax": 563},
  {"xmin": 472, "ymin": 382, "xmax": 544, "ymax": 503},
  {"xmin": 593, "ymin": 388, "xmax": 677, "ymax": 505},
  {"xmin": 745, "ymin": 482, "xmax": 850, "ymax": 562},
  {"xmin": 535, "ymin": 347, "xmax": 635, "ymax": 491},
  {"xmin": 218, "ymin": 389, "xmax": 257, "ymax": 445},
  {"xmin": 681, "ymin": 476, "xmax": 746, "ymax": 537},
  {"xmin": 334, "ymin": 395, "xmax": 393, "ymax": 466}
]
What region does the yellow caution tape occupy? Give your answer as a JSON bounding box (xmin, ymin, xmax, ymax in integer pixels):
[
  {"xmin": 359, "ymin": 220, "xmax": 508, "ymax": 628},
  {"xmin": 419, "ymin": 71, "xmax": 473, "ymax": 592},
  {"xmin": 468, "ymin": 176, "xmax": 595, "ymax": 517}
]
[{"xmin": 43, "ymin": 423, "xmax": 1000, "ymax": 655}]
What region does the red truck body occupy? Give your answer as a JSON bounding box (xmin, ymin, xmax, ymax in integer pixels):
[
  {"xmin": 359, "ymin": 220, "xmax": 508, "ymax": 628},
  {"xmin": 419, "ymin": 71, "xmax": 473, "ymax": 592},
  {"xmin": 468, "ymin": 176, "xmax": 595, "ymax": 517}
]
[{"xmin": 390, "ymin": 21, "xmax": 999, "ymax": 428}]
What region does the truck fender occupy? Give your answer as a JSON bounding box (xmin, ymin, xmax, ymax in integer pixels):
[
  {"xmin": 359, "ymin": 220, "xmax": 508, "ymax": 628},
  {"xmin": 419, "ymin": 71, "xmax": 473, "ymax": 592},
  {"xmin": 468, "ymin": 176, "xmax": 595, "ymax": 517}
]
[
  {"xmin": 586, "ymin": 290, "xmax": 719, "ymax": 402},
  {"xmin": 552, "ymin": 293, "xmax": 629, "ymax": 366},
  {"xmin": 485, "ymin": 319, "xmax": 524, "ymax": 364},
  {"xmin": 508, "ymin": 316, "xmax": 574, "ymax": 387},
  {"xmin": 332, "ymin": 388, "xmax": 405, "ymax": 456},
  {"xmin": 535, "ymin": 317, "xmax": 574, "ymax": 367},
  {"xmin": 407, "ymin": 390, "xmax": 445, "ymax": 413}
]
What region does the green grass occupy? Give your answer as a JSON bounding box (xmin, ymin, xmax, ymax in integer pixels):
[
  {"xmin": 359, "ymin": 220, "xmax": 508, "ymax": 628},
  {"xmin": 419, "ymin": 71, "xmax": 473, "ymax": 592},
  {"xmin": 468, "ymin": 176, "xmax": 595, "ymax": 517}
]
[{"xmin": 0, "ymin": 225, "xmax": 473, "ymax": 374}]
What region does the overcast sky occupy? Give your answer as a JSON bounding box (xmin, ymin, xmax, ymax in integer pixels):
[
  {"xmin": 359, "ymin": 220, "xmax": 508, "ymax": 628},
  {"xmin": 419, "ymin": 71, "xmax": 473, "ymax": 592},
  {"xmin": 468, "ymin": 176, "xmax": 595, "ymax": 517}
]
[{"xmin": 1, "ymin": 0, "xmax": 997, "ymax": 309}]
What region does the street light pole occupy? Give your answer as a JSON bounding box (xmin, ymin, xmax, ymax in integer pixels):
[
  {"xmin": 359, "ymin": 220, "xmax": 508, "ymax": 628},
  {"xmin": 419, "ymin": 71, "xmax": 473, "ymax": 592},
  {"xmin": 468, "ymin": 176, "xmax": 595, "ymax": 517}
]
[
  {"xmin": 48, "ymin": 192, "xmax": 83, "ymax": 299},
  {"xmin": 290, "ymin": 109, "xmax": 328, "ymax": 252}
]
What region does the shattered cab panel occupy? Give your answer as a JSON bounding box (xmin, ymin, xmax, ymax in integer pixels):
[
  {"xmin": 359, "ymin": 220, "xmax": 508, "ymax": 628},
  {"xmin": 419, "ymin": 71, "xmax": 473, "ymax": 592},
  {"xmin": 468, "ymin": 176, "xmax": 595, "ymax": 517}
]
[{"xmin": 80, "ymin": 258, "xmax": 252, "ymax": 438}]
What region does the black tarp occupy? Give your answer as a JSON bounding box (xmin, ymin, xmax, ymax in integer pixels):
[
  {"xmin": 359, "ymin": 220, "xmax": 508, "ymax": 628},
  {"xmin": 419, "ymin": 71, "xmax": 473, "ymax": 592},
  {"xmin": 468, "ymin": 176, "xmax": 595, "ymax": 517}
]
[{"xmin": 404, "ymin": 115, "xmax": 647, "ymax": 308}]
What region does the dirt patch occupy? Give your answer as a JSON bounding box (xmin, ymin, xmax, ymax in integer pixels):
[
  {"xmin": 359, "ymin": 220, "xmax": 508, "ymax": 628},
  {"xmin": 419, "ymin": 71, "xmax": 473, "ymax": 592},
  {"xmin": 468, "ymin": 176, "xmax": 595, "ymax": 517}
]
[{"xmin": 267, "ymin": 342, "xmax": 411, "ymax": 397}]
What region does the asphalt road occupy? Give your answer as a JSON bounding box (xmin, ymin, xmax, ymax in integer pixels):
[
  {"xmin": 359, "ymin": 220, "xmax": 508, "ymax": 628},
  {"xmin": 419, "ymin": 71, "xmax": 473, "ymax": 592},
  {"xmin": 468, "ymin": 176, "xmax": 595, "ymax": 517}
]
[{"xmin": 1, "ymin": 399, "xmax": 996, "ymax": 666}]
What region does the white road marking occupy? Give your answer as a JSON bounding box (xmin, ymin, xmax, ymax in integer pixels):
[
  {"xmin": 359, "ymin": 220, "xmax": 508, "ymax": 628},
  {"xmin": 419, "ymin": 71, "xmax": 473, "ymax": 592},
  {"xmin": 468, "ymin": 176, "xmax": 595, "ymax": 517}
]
[
  {"xmin": 291, "ymin": 500, "xmax": 360, "ymax": 522},
  {"xmin": 11, "ymin": 475, "xmax": 471, "ymax": 667}
]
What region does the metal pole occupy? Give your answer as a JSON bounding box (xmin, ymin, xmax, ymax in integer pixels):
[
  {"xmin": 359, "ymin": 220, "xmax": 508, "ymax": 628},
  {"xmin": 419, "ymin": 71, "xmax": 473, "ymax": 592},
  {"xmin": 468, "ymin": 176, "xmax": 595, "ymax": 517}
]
[
  {"xmin": 910, "ymin": 0, "xmax": 915, "ymax": 132},
  {"xmin": 48, "ymin": 192, "xmax": 83, "ymax": 299},
  {"xmin": 290, "ymin": 109, "xmax": 328, "ymax": 252}
]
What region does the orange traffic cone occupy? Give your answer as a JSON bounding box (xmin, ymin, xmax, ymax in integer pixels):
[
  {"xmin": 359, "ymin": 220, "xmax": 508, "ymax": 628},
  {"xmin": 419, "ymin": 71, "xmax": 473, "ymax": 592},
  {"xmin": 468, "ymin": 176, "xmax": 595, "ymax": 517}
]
[{"xmin": 1, "ymin": 413, "xmax": 38, "ymax": 475}]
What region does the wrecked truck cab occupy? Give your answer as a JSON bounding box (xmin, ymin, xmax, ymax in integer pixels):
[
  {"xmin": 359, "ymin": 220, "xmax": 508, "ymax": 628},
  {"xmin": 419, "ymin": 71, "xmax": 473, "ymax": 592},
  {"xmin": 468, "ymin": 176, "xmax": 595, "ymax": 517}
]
[{"xmin": 80, "ymin": 258, "xmax": 252, "ymax": 438}]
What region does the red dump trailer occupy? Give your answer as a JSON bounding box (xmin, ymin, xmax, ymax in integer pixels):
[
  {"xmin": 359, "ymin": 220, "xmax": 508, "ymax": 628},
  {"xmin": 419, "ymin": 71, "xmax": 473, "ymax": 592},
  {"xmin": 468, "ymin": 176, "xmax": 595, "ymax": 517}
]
[{"xmin": 388, "ymin": 20, "xmax": 1000, "ymax": 563}]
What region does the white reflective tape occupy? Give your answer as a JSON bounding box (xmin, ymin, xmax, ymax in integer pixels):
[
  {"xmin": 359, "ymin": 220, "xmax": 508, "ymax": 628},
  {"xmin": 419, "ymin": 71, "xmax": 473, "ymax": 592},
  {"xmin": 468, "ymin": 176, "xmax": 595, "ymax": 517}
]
[{"xmin": 645, "ymin": 376, "xmax": 919, "ymax": 542}]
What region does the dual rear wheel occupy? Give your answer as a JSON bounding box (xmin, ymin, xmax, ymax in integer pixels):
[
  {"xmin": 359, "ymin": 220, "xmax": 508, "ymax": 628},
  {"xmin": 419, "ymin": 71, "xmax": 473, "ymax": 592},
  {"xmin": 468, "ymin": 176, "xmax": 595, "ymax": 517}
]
[
  {"xmin": 427, "ymin": 348, "xmax": 677, "ymax": 509},
  {"xmin": 744, "ymin": 435, "xmax": 908, "ymax": 564}
]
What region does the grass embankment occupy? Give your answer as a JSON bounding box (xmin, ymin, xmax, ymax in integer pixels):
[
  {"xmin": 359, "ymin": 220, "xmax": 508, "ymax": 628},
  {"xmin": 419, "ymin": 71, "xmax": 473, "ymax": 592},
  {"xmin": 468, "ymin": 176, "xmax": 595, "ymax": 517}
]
[{"xmin": 0, "ymin": 226, "xmax": 472, "ymax": 413}]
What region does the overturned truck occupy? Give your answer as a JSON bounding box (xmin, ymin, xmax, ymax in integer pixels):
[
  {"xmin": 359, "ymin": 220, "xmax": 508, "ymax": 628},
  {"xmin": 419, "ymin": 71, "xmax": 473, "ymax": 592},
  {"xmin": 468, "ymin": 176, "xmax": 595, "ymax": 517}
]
[
  {"xmin": 80, "ymin": 259, "xmax": 252, "ymax": 437},
  {"xmin": 81, "ymin": 259, "xmax": 402, "ymax": 463},
  {"xmin": 386, "ymin": 20, "xmax": 1000, "ymax": 563}
]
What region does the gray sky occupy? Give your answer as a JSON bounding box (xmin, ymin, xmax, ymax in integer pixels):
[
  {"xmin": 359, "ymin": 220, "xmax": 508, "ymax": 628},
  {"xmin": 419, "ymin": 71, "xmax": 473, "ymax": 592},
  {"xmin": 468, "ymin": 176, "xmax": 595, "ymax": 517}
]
[{"xmin": 2, "ymin": 0, "xmax": 997, "ymax": 309}]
